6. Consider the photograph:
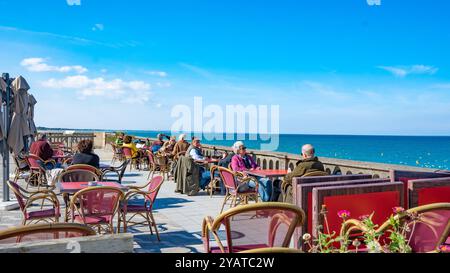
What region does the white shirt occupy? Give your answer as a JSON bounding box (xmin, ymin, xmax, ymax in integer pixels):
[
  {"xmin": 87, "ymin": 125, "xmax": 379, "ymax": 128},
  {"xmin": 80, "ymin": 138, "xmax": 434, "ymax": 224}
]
[{"xmin": 189, "ymin": 148, "xmax": 205, "ymax": 161}]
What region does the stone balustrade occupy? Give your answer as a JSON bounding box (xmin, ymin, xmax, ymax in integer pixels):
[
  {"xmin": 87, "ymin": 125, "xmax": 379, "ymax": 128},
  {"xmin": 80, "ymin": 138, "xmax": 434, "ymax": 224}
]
[{"xmin": 102, "ymin": 132, "xmax": 440, "ymax": 179}]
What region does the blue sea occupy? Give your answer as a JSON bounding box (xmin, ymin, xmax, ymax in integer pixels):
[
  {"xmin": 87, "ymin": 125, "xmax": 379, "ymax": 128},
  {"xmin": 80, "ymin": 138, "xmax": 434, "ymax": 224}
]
[{"xmin": 121, "ymin": 130, "xmax": 450, "ymax": 171}]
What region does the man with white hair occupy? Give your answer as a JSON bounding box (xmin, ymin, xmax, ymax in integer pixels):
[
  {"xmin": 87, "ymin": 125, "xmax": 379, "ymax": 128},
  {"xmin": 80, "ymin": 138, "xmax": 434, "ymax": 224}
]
[
  {"xmin": 281, "ymin": 144, "xmax": 325, "ymax": 202},
  {"xmin": 172, "ymin": 134, "xmax": 190, "ymax": 159}
]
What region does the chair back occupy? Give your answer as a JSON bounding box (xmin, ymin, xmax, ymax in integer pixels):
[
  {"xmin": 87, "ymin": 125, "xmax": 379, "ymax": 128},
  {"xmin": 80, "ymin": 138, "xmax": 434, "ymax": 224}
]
[
  {"xmin": 13, "ymin": 155, "xmax": 29, "ymax": 171},
  {"xmin": 59, "ymin": 170, "xmax": 99, "ymax": 183},
  {"xmin": 302, "ymin": 171, "xmax": 329, "ymax": 177},
  {"xmin": 67, "ymin": 164, "xmax": 101, "ymax": 176},
  {"xmin": 70, "ymin": 187, "xmax": 124, "ymax": 224},
  {"xmin": 217, "ymin": 167, "xmax": 237, "ymax": 191},
  {"xmin": 148, "ymin": 152, "xmax": 156, "ymax": 165},
  {"xmin": 145, "ymin": 176, "xmax": 165, "ymax": 209},
  {"xmin": 118, "ymin": 159, "xmax": 130, "ymax": 179},
  {"xmin": 26, "ymin": 154, "xmax": 45, "ymax": 171},
  {"xmin": 210, "ymin": 203, "xmax": 305, "ymax": 253},
  {"xmin": 407, "ymin": 206, "xmax": 450, "ymax": 252},
  {"xmin": 6, "ymin": 181, "xmax": 27, "ymax": 212},
  {"xmin": 0, "ymin": 223, "xmax": 96, "ymax": 244},
  {"xmin": 122, "ymin": 147, "xmax": 133, "ymax": 159}
]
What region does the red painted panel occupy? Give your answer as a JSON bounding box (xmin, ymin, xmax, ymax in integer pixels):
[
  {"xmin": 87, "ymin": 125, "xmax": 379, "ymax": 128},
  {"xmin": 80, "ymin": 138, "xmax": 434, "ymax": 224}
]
[
  {"xmin": 418, "ymin": 186, "xmax": 450, "ymax": 206},
  {"xmin": 323, "ymin": 191, "xmax": 400, "ymax": 236}
]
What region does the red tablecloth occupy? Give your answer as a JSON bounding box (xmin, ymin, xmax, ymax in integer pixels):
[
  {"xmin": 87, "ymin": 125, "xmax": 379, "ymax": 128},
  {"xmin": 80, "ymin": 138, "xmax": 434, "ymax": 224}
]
[
  {"xmin": 59, "ymin": 182, "xmax": 127, "ymax": 194},
  {"xmin": 245, "ymin": 169, "xmax": 288, "ymax": 178}
]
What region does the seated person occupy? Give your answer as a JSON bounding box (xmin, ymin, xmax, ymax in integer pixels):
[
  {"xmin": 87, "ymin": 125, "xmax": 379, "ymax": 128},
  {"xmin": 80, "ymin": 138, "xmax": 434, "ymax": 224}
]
[
  {"xmin": 172, "ymin": 134, "xmax": 190, "ymax": 159},
  {"xmin": 115, "ymin": 132, "xmax": 125, "ymax": 146},
  {"xmin": 282, "ymin": 144, "xmax": 325, "ymax": 202},
  {"xmin": 231, "ymin": 143, "xmax": 273, "ymax": 202},
  {"xmin": 71, "ymin": 139, "xmax": 100, "ymax": 168},
  {"xmin": 30, "ymin": 134, "xmax": 59, "ymax": 170},
  {"xmin": 122, "ymin": 135, "xmax": 140, "ymax": 158},
  {"xmin": 160, "ymin": 136, "xmax": 176, "ymax": 156},
  {"xmin": 218, "ymin": 142, "xmax": 237, "ymax": 168},
  {"xmin": 283, "ymin": 144, "xmax": 325, "ymax": 185},
  {"xmin": 151, "ymin": 133, "xmax": 167, "ymax": 153},
  {"xmin": 188, "ymin": 138, "xmax": 211, "ymax": 190},
  {"xmin": 30, "ymin": 134, "xmax": 54, "ymax": 161}
]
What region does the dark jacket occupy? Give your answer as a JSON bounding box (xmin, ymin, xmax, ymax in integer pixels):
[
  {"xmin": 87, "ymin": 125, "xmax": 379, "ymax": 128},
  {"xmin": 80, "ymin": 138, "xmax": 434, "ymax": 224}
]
[
  {"xmin": 219, "ymin": 152, "xmax": 235, "ymax": 168},
  {"xmin": 283, "ymin": 157, "xmax": 325, "ymax": 186},
  {"xmin": 30, "ymin": 140, "xmax": 54, "ymax": 161},
  {"xmin": 174, "ymin": 156, "xmax": 200, "ymax": 196},
  {"xmin": 71, "ymin": 152, "xmax": 100, "ymax": 168}
]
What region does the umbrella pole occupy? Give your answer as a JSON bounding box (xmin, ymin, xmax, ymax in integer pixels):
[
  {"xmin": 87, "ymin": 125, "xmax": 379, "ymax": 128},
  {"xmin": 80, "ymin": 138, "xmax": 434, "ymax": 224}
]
[{"xmin": 2, "ymin": 73, "xmax": 10, "ymax": 202}]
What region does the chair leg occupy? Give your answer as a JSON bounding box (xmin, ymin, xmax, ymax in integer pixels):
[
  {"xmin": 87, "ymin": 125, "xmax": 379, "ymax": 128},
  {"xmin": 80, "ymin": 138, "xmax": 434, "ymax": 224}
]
[
  {"xmin": 220, "ymin": 193, "xmax": 230, "ymax": 214},
  {"xmin": 145, "ymin": 211, "xmax": 154, "ymax": 235},
  {"xmin": 149, "ymin": 211, "xmax": 160, "ymax": 241}
]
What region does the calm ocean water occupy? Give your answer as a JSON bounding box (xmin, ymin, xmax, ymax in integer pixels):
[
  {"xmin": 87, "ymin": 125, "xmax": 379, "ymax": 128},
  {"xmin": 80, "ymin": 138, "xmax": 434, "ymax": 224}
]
[{"xmin": 122, "ymin": 130, "xmax": 450, "ymax": 170}]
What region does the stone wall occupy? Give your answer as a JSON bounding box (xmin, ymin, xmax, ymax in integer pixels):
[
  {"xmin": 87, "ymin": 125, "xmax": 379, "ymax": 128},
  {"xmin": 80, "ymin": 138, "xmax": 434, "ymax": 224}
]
[{"xmin": 103, "ymin": 132, "xmax": 439, "ymax": 179}]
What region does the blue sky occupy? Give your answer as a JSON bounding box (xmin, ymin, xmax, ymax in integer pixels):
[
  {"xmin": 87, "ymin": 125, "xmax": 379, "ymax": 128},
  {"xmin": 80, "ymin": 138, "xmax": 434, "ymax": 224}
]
[{"xmin": 1, "ymin": 0, "xmax": 450, "ymax": 135}]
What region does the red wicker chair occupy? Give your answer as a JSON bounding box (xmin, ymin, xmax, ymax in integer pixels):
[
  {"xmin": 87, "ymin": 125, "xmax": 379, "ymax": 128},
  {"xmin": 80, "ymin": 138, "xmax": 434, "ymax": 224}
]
[
  {"xmin": 7, "ymin": 180, "xmax": 60, "ymax": 225},
  {"xmin": 202, "ymin": 202, "xmax": 305, "ymax": 253}
]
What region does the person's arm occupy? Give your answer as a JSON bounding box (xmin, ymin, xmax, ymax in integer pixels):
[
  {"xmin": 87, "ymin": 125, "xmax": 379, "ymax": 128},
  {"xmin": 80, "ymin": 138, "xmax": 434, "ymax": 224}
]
[
  {"xmin": 284, "ymin": 164, "xmax": 306, "ymax": 185},
  {"xmin": 43, "ymin": 143, "xmax": 54, "ymax": 160},
  {"xmin": 93, "ymin": 155, "xmax": 100, "ymax": 169},
  {"xmin": 231, "ymin": 156, "xmax": 246, "ymax": 172},
  {"xmin": 249, "ymin": 155, "xmax": 258, "ymax": 170}
]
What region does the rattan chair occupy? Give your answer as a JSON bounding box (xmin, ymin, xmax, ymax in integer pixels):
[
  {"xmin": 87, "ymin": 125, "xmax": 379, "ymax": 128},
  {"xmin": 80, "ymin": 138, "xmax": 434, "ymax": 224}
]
[
  {"xmin": 0, "ymin": 223, "xmax": 96, "ymax": 245},
  {"xmin": 340, "ymin": 202, "xmax": 450, "ymax": 253},
  {"xmin": 7, "ymin": 180, "xmax": 60, "ymax": 225},
  {"xmin": 217, "ymin": 166, "xmax": 260, "ymax": 214},
  {"xmin": 101, "ymin": 159, "xmax": 130, "ymax": 184},
  {"xmin": 25, "ymin": 154, "xmax": 56, "ymax": 189},
  {"xmin": 202, "ymin": 202, "xmax": 305, "ymax": 253},
  {"xmin": 68, "ymin": 186, "xmax": 124, "ymax": 234},
  {"xmin": 12, "ymin": 154, "xmax": 30, "ymax": 182},
  {"xmin": 207, "ymin": 165, "xmax": 222, "ymax": 198},
  {"xmin": 119, "ymin": 176, "xmax": 164, "ymax": 240}
]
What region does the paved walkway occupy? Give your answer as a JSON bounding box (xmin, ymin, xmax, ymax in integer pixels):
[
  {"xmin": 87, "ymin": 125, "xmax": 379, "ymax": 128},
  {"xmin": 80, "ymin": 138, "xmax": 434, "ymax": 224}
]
[{"xmin": 0, "ymin": 148, "xmax": 227, "ymax": 253}]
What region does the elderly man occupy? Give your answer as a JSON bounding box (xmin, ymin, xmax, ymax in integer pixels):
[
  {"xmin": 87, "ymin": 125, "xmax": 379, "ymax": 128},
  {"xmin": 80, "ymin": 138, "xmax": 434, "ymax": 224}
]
[
  {"xmin": 284, "ymin": 144, "xmax": 324, "ymax": 183},
  {"xmin": 281, "ymin": 144, "xmax": 325, "ymax": 202},
  {"xmin": 188, "ymin": 138, "xmax": 211, "ymax": 189}
]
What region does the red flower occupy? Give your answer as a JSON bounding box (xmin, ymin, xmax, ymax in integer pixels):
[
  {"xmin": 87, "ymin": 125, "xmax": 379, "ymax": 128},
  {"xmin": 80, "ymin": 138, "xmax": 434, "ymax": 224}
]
[
  {"xmin": 392, "ymin": 207, "xmax": 405, "ymax": 214},
  {"xmin": 338, "ymin": 210, "xmax": 351, "ymax": 219},
  {"xmin": 359, "ymin": 215, "xmax": 370, "ymax": 221},
  {"xmin": 440, "ymin": 245, "xmax": 450, "ymax": 253}
]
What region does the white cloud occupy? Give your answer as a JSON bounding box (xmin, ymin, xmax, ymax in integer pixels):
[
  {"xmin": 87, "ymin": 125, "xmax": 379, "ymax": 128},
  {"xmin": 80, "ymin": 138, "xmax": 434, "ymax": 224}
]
[
  {"xmin": 92, "ymin": 24, "xmax": 104, "ymax": 31},
  {"xmin": 378, "ymin": 65, "xmax": 438, "ymax": 77},
  {"xmin": 156, "ymin": 82, "xmax": 172, "ymax": 88},
  {"xmin": 21, "ymin": 58, "xmax": 87, "ymax": 74},
  {"xmin": 145, "ymin": 71, "xmax": 168, "ymax": 77},
  {"xmin": 42, "ymin": 75, "xmax": 152, "ymax": 104}
]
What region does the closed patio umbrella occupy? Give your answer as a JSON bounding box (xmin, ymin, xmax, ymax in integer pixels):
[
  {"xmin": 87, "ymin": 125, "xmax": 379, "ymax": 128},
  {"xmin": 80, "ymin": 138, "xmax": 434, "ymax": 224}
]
[
  {"xmin": 0, "ymin": 78, "xmax": 6, "ymax": 140},
  {"xmin": 7, "ymin": 76, "xmax": 31, "ymax": 155},
  {"xmin": 28, "ymin": 94, "xmax": 37, "ymax": 138}
]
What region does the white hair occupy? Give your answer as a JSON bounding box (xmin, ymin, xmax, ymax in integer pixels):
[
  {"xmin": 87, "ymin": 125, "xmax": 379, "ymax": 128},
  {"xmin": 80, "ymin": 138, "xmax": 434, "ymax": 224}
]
[
  {"xmin": 232, "ymin": 141, "xmax": 245, "ymax": 154},
  {"xmin": 302, "ymin": 144, "xmax": 315, "ymax": 158},
  {"xmin": 178, "ymin": 134, "xmax": 186, "ymax": 141}
]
